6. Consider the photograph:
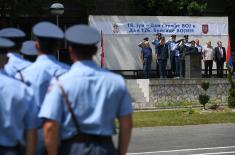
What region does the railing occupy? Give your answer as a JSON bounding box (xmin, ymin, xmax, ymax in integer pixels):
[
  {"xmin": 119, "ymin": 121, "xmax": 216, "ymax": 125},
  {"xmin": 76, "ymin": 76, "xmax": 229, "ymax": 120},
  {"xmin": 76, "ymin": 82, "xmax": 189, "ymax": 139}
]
[{"xmin": 112, "ymin": 69, "xmax": 229, "ymax": 79}]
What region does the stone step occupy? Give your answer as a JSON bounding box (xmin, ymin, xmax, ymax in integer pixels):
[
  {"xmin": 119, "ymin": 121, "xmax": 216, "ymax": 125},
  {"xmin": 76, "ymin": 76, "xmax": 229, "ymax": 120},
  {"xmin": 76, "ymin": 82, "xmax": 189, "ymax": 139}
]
[
  {"xmin": 126, "ymin": 79, "xmax": 147, "ymax": 103},
  {"xmin": 128, "ymin": 90, "xmax": 144, "ymax": 95}
]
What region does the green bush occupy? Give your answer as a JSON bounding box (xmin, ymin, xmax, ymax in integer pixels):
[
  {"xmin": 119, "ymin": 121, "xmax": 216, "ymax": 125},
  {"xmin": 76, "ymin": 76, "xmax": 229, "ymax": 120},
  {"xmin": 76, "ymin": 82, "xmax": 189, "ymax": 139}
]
[
  {"xmin": 229, "ymin": 89, "xmax": 235, "ymax": 97},
  {"xmin": 199, "ymin": 82, "xmax": 210, "ymax": 110},
  {"xmin": 230, "ymin": 81, "xmax": 235, "ymax": 89},
  {"xmin": 228, "ymin": 68, "xmax": 235, "ymax": 108},
  {"xmin": 228, "ymin": 96, "xmax": 235, "ymax": 108},
  {"xmin": 201, "ymin": 82, "xmax": 209, "ymax": 91},
  {"xmin": 199, "ymin": 94, "xmax": 210, "ymax": 109}
]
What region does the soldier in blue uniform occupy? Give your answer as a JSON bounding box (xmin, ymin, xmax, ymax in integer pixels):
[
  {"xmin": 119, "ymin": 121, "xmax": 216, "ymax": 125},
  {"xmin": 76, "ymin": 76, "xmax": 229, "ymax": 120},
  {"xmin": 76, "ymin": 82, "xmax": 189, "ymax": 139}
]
[
  {"xmin": 0, "ymin": 37, "xmax": 38, "ymax": 155},
  {"xmin": 16, "ymin": 21, "xmax": 70, "ymax": 155},
  {"xmin": 152, "ymin": 33, "xmax": 161, "ymax": 46},
  {"xmin": 0, "ymin": 28, "xmax": 32, "ymax": 78},
  {"xmin": 179, "ymin": 35, "xmax": 191, "ymax": 77},
  {"xmin": 39, "ymin": 25, "xmax": 133, "ymax": 155},
  {"xmin": 16, "ymin": 21, "xmax": 70, "ymax": 110},
  {"xmin": 140, "ymin": 40, "xmax": 152, "ymax": 78},
  {"xmin": 138, "ymin": 37, "xmax": 149, "ymax": 48},
  {"xmin": 21, "ymin": 40, "xmax": 38, "ymax": 62},
  {"xmin": 152, "ymin": 33, "xmax": 161, "ymax": 76},
  {"xmin": 156, "ymin": 37, "xmax": 169, "ymax": 78},
  {"xmin": 168, "ymin": 35, "xmax": 176, "ymax": 77}
]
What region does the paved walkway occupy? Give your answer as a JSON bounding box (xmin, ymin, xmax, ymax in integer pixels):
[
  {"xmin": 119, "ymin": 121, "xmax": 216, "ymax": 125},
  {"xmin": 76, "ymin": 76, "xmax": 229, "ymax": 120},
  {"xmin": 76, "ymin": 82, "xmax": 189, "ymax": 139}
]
[{"xmin": 114, "ymin": 123, "xmax": 235, "ymax": 155}]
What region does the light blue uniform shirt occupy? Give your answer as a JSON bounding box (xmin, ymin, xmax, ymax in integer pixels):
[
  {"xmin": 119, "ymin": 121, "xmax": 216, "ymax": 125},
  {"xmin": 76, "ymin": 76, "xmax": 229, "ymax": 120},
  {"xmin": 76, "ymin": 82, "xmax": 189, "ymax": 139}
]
[
  {"xmin": 16, "ymin": 54, "xmax": 70, "ymax": 109},
  {"xmin": 152, "ymin": 39, "xmax": 160, "ymax": 54},
  {"xmin": 152, "ymin": 39, "xmax": 160, "ymax": 46},
  {"xmin": 4, "ymin": 52, "xmax": 32, "ymax": 78},
  {"xmin": 169, "ymin": 41, "xmax": 180, "ymax": 56},
  {"xmin": 0, "ymin": 71, "xmax": 38, "ymax": 146},
  {"xmin": 39, "ymin": 60, "xmax": 133, "ymax": 140}
]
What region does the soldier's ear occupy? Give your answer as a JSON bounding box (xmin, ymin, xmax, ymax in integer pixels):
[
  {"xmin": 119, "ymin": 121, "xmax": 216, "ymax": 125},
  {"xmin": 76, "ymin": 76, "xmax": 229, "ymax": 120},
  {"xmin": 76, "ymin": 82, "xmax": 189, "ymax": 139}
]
[
  {"xmin": 68, "ymin": 45, "xmax": 74, "ymax": 53},
  {"xmin": 35, "ymin": 41, "xmax": 40, "ymax": 51},
  {"xmin": 68, "ymin": 45, "xmax": 77, "ymax": 62}
]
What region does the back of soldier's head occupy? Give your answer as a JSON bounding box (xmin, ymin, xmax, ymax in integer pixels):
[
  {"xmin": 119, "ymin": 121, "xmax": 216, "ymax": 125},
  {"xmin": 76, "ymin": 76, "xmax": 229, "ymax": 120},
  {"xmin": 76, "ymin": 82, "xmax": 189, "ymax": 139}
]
[
  {"xmin": 33, "ymin": 21, "xmax": 64, "ymax": 55},
  {"xmin": 36, "ymin": 38, "xmax": 61, "ymax": 54},
  {"xmin": 65, "ymin": 24, "xmax": 100, "ymax": 58}
]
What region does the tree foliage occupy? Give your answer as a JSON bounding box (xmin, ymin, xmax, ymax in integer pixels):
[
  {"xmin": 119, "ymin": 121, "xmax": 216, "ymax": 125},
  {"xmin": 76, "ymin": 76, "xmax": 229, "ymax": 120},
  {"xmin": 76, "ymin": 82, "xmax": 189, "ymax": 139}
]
[
  {"xmin": 128, "ymin": 0, "xmax": 207, "ymax": 16},
  {"xmin": 0, "ymin": 0, "xmax": 96, "ymax": 26}
]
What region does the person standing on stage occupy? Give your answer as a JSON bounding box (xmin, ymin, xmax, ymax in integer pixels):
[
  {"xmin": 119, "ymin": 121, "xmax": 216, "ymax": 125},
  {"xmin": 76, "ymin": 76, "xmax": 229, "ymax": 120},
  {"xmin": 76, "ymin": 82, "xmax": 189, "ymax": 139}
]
[
  {"xmin": 214, "ymin": 41, "xmax": 226, "ymax": 78},
  {"xmin": 141, "ymin": 41, "xmax": 152, "ymax": 79},
  {"xmin": 195, "ymin": 39, "xmax": 203, "ymax": 53},
  {"xmin": 156, "ymin": 37, "xmax": 169, "ymax": 78},
  {"xmin": 152, "ymin": 33, "xmax": 162, "ymax": 76},
  {"xmin": 168, "ymin": 35, "xmax": 181, "ymax": 78},
  {"xmin": 202, "ymin": 41, "xmax": 214, "ymax": 78}
]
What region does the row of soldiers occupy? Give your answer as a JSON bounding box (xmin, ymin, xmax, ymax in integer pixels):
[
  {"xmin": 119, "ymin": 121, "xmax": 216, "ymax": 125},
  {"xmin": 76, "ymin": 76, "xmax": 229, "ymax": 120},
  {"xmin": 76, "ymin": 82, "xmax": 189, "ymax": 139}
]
[
  {"xmin": 139, "ymin": 33, "xmax": 199, "ymax": 78},
  {"xmin": 0, "ymin": 22, "xmax": 133, "ymax": 155},
  {"xmin": 139, "ymin": 33, "xmax": 226, "ymax": 79}
]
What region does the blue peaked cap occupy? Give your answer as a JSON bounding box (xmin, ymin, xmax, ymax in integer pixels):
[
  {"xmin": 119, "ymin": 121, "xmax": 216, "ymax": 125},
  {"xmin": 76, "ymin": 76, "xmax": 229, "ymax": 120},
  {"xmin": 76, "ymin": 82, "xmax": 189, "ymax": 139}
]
[
  {"xmin": 33, "ymin": 21, "xmax": 64, "ymax": 39},
  {"xmin": 0, "ymin": 37, "xmax": 15, "ymax": 49},
  {"xmin": 21, "ymin": 40, "xmax": 37, "ymax": 56},
  {"xmin": 0, "ymin": 28, "xmax": 25, "ymax": 38},
  {"xmin": 65, "ymin": 24, "xmax": 100, "ymax": 45}
]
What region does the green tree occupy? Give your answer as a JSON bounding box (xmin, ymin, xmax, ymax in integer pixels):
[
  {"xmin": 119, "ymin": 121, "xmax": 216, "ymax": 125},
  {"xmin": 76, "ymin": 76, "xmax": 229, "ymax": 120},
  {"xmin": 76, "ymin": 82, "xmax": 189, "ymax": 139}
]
[
  {"xmin": 0, "ymin": 0, "xmax": 44, "ymax": 27},
  {"xmin": 0, "ymin": 0, "xmax": 96, "ymax": 27},
  {"xmin": 128, "ymin": 0, "xmax": 207, "ymax": 16}
]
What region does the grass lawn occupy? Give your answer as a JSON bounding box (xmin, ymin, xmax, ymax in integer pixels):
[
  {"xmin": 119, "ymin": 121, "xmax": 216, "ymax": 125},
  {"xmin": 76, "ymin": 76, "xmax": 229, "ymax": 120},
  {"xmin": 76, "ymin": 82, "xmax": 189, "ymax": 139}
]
[{"xmin": 133, "ymin": 109, "xmax": 235, "ymax": 128}]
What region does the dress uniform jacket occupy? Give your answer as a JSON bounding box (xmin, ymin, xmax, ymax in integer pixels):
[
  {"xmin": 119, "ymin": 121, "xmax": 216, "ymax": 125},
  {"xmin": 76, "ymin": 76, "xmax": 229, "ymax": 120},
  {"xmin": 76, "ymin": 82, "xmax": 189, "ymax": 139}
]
[
  {"xmin": 4, "ymin": 52, "xmax": 32, "ymax": 78},
  {"xmin": 17, "ymin": 54, "xmax": 69, "ymax": 109},
  {"xmin": 39, "ymin": 60, "xmax": 133, "ymax": 140},
  {"xmin": 0, "ymin": 71, "xmax": 38, "ymax": 147}
]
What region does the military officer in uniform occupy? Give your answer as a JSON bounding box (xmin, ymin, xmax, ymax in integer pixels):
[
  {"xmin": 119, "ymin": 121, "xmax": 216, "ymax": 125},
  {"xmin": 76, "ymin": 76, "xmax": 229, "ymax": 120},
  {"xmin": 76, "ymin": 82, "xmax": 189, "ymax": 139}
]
[
  {"xmin": 156, "ymin": 37, "xmax": 169, "ymax": 78},
  {"xmin": 152, "ymin": 33, "xmax": 162, "ymax": 76},
  {"xmin": 39, "ymin": 25, "xmax": 133, "ymax": 155},
  {"xmin": 0, "ymin": 37, "xmax": 38, "ymax": 155},
  {"xmin": 0, "ymin": 28, "xmax": 32, "ymax": 78},
  {"xmin": 168, "ymin": 35, "xmax": 180, "ymax": 78},
  {"xmin": 138, "ymin": 37, "xmax": 149, "ymax": 48},
  {"xmin": 20, "ymin": 40, "xmax": 38, "ymax": 62},
  {"xmin": 152, "ymin": 33, "xmax": 162, "ymax": 46},
  {"xmin": 140, "ymin": 40, "xmax": 152, "ymax": 78},
  {"xmin": 178, "ymin": 35, "xmax": 190, "ymax": 77},
  {"xmin": 16, "ymin": 21, "xmax": 70, "ymax": 109},
  {"xmin": 16, "ymin": 21, "xmax": 70, "ymax": 155}
]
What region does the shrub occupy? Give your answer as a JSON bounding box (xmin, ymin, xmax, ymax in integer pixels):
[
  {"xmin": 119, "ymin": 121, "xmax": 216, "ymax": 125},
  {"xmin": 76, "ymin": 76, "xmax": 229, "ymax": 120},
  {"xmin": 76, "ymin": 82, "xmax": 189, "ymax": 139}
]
[
  {"xmin": 227, "ymin": 68, "xmax": 235, "ymax": 108},
  {"xmin": 199, "ymin": 94, "xmax": 210, "ymax": 109},
  {"xmin": 229, "ymin": 89, "xmax": 235, "ymax": 97},
  {"xmin": 228, "ymin": 96, "xmax": 235, "ymax": 108},
  {"xmin": 198, "ymin": 82, "xmax": 210, "ymax": 110},
  {"xmin": 201, "ymin": 82, "xmax": 209, "ymax": 91}
]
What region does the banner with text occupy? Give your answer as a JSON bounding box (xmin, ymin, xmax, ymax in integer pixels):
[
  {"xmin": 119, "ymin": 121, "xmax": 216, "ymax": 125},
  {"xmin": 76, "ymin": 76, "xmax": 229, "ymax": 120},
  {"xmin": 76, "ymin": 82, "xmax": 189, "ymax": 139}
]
[{"xmin": 91, "ymin": 22, "xmax": 228, "ymax": 35}]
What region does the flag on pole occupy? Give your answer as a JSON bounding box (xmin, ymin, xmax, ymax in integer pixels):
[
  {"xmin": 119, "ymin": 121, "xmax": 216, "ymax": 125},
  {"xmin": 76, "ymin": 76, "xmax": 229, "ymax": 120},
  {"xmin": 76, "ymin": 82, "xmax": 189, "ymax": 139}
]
[
  {"xmin": 101, "ymin": 30, "xmax": 105, "ymax": 68},
  {"xmin": 226, "ymin": 34, "xmax": 233, "ymax": 69}
]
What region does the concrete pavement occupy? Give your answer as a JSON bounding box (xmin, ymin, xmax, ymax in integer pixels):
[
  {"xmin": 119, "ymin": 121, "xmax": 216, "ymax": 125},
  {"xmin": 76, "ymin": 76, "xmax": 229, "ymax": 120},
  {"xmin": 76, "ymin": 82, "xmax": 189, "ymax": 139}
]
[{"xmin": 114, "ymin": 123, "xmax": 235, "ymax": 155}]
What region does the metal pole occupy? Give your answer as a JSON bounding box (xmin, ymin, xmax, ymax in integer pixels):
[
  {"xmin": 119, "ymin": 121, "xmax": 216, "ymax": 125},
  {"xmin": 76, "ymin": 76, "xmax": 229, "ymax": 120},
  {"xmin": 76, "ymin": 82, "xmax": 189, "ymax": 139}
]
[
  {"xmin": 56, "ymin": 15, "xmax": 60, "ymax": 60},
  {"xmin": 56, "ymin": 15, "xmax": 59, "ymax": 26}
]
